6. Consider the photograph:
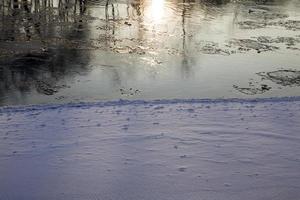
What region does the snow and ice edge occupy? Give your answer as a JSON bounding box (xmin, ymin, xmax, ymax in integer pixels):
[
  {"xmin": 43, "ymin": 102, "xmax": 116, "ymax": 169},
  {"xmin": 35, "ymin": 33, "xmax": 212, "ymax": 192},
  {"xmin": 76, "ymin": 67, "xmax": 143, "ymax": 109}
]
[{"xmin": 1, "ymin": 96, "xmax": 300, "ymax": 113}]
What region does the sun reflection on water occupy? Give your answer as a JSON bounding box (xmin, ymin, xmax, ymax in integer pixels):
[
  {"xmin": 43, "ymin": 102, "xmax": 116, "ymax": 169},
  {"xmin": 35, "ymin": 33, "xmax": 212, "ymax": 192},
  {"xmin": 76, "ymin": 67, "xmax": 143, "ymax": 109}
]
[{"xmin": 145, "ymin": 0, "xmax": 166, "ymax": 24}]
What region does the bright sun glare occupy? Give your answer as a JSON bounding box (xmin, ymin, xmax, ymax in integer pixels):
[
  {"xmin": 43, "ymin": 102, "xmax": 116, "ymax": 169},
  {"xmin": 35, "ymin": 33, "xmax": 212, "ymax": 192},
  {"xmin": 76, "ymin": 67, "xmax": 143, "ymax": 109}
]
[{"xmin": 146, "ymin": 0, "xmax": 165, "ymax": 24}]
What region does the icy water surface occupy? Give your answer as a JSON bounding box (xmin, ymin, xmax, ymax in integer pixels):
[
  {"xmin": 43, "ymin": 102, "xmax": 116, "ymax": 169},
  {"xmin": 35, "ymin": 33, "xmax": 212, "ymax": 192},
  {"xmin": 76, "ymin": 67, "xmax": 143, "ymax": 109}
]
[{"xmin": 1, "ymin": 0, "xmax": 300, "ymax": 105}]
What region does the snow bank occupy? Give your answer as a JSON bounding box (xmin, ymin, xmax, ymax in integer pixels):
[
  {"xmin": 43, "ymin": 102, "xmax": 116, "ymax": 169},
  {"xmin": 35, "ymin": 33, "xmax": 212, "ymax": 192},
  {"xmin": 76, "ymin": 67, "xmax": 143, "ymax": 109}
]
[{"xmin": 0, "ymin": 97, "xmax": 300, "ymax": 200}]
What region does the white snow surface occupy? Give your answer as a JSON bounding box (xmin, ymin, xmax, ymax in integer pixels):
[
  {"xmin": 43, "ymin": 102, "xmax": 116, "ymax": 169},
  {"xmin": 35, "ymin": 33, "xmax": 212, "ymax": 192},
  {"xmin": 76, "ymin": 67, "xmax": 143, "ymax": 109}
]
[{"xmin": 0, "ymin": 97, "xmax": 300, "ymax": 200}]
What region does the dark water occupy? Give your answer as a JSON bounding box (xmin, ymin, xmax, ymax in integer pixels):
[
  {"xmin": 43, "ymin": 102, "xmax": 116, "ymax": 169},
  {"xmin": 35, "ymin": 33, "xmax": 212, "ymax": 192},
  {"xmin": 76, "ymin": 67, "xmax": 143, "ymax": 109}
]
[{"xmin": 0, "ymin": 0, "xmax": 300, "ymax": 106}]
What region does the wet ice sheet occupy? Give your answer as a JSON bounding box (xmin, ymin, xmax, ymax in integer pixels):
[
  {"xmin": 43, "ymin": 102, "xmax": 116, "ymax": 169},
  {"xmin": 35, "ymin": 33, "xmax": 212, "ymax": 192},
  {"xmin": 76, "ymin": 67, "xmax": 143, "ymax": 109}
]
[
  {"xmin": 233, "ymin": 69, "xmax": 300, "ymax": 95},
  {"xmin": 0, "ymin": 98, "xmax": 300, "ymax": 200},
  {"xmin": 1, "ymin": 0, "xmax": 300, "ymax": 105}
]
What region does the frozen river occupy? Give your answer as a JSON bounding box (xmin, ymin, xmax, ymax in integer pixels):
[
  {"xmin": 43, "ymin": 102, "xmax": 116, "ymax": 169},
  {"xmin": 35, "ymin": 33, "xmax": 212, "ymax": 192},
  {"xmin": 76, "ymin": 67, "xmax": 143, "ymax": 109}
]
[
  {"xmin": 1, "ymin": 1, "xmax": 300, "ymax": 199},
  {"xmin": 0, "ymin": 0, "xmax": 300, "ymax": 105}
]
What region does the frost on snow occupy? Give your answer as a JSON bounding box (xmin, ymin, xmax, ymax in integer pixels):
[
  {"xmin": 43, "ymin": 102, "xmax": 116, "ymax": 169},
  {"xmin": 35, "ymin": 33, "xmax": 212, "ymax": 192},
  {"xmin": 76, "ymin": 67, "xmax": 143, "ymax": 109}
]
[{"xmin": 0, "ymin": 98, "xmax": 300, "ymax": 200}]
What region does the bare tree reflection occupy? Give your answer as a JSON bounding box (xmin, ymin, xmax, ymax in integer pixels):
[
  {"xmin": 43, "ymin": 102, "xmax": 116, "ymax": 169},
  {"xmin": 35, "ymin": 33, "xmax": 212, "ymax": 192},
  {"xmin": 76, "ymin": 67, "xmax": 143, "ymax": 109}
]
[
  {"xmin": 0, "ymin": 0, "xmax": 285, "ymax": 105},
  {"xmin": 0, "ymin": 0, "xmax": 91, "ymax": 104},
  {"xmin": 181, "ymin": 0, "xmax": 196, "ymax": 79}
]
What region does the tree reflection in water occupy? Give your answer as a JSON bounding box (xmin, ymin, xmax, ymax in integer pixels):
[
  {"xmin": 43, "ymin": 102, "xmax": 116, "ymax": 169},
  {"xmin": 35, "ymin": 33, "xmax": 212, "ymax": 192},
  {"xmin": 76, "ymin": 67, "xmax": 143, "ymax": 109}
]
[
  {"xmin": 0, "ymin": 0, "xmax": 295, "ymax": 105},
  {"xmin": 0, "ymin": 0, "xmax": 91, "ymax": 103}
]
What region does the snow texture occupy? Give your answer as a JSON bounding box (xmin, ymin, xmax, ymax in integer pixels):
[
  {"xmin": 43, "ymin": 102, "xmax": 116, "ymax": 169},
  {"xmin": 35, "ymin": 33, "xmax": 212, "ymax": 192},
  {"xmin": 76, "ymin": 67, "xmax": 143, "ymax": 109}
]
[{"xmin": 0, "ymin": 97, "xmax": 300, "ymax": 200}]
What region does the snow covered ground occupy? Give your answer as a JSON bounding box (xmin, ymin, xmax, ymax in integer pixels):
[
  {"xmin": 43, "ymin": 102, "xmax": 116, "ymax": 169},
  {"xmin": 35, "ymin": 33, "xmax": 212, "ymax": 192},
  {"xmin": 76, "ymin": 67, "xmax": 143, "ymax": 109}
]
[{"xmin": 1, "ymin": 98, "xmax": 300, "ymax": 200}]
